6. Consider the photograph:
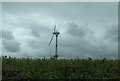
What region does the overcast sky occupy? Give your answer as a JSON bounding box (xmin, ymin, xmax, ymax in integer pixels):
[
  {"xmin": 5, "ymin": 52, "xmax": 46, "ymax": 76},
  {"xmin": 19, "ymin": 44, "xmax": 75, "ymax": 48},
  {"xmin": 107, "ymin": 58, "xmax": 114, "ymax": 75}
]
[{"xmin": 1, "ymin": 2, "xmax": 118, "ymax": 59}]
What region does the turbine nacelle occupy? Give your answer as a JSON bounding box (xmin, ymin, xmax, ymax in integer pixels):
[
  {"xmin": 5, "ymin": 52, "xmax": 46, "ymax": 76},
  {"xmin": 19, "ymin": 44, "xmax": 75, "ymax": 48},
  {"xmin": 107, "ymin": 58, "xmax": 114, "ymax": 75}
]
[{"xmin": 53, "ymin": 31, "xmax": 60, "ymax": 37}]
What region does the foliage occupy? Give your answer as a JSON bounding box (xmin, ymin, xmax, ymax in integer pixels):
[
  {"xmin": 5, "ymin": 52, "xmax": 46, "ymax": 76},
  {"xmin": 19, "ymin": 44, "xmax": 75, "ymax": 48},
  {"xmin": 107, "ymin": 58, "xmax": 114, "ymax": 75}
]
[{"xmin": 2, "ymin": 57, "xmax": 120, "ymax": 80}]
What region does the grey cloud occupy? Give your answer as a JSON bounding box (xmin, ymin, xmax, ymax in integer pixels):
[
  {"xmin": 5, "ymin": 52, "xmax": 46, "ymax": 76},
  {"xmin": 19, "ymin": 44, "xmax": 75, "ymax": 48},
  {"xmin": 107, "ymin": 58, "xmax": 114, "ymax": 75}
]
[
  {"xmin": 2, "ymin": 30, "xmax": 21, "ymax": 52},
  {"xmin": 3, "ymin": 3, "xmax": 117, "ymax": 24},
  {"xmin": 3, "ymin": 39, "xmax": 20, "ymax": 52},
  {"xmin": 59, "ymin": 37, "xmax": 117, "ymax": 59},
  {"xmin": 27, "ymin": 39, "xmax": 41, "ymax": 49},
  {"xmin": 2, "ymin": 2, "xmax": 118, "ymax": 59},
  {"xmin": 31, "ymin": 30, "xmax": 40, "ymax": 38},
  {"xmin": 67, "ymin": 22, "xmax": 88, "ymax": 37},
  {"xmin": 30, "ymin": 25, "xmax": 51, "ymax": 38},
  {"xmin": 9, "ymin": 14, "xmax": 52, "ymax": 38},
  {"xmin": 0, "ymin": 32, "xmax": 1, "ymax": 38},
  {"xmin": 2, "ymin": 30, "xmax": 14, "ymax": 40},
  {"xmin": 105, "ymin": 24, "xmax": 118, "ymax": 41},
  {"xmin": 118, "ymin": 24, "xmax": 120, "ymax": 42},
  {"xmin": 59, "ymin": 23, "xmax": 118, "ymax": 59}
]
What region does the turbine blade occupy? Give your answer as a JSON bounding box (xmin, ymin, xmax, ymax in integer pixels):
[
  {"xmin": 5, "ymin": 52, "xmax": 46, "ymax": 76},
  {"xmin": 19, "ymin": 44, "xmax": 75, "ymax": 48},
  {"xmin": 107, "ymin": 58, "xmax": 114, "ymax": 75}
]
[
  {"xmin": 54, "ymin": 23, "xmax": 56, "ymax": 32},
  {"xmin": 48, "ymin": 34, "xmax": 54, "ymax": 46}
]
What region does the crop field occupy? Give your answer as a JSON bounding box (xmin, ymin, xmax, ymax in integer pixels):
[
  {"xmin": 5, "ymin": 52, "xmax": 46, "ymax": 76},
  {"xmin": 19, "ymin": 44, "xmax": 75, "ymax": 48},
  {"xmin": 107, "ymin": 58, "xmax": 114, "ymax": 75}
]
[{"xmin": 2, "ymin": 57, "xmax": 120, "ymax": 80}]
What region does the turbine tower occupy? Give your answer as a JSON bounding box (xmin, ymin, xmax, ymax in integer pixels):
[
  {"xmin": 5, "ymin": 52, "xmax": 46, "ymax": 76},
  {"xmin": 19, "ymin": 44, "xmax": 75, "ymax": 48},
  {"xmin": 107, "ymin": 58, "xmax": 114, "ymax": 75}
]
[{"xmin": 48, "ymin": 23, "xmax": 60, "ymax": 59}]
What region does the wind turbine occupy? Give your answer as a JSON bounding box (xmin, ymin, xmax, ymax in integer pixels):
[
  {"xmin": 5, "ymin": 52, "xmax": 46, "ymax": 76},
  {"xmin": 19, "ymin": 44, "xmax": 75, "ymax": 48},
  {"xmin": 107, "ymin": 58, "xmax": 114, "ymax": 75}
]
[{"xmin": 48, "ymin": 23, "xmax": 60, "ymax": 59}]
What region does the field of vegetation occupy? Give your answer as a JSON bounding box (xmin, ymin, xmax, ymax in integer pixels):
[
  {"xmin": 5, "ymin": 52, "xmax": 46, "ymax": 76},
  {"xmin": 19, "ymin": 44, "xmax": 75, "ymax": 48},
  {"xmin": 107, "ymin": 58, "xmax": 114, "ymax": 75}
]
[{"xmin": 2, "ymin": 57, "xmax": 120, "ymax": 80}]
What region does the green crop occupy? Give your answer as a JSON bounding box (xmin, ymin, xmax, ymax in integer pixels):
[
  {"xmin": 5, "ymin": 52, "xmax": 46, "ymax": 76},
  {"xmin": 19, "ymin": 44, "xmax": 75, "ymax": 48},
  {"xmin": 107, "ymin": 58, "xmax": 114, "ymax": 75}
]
[{"xmin": 2, "ymin": 57, "xmax": 120, "ymax": 80}]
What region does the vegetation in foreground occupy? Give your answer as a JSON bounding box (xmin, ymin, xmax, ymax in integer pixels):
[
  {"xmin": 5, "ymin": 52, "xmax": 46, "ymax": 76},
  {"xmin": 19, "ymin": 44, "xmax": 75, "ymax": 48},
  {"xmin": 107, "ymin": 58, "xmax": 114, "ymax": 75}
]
[{"xmin": 2, "ymin": 57, "xmax": 120, "ymax": 80}]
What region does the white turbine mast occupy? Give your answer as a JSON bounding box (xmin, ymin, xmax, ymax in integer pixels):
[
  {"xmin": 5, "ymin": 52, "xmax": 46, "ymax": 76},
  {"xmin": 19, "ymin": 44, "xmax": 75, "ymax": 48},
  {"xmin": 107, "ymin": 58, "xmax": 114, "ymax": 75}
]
[{"xmin": 48, "ymin": 22, "xmax": 60, "ymax": 59}]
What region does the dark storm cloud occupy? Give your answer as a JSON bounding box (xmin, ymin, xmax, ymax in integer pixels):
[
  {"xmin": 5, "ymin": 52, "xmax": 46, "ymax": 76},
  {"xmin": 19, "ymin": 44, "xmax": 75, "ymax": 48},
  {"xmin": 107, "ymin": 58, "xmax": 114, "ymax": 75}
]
[{"xmin": 2, "ymin": 30, "xmax": 21, "ymax": 52}]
